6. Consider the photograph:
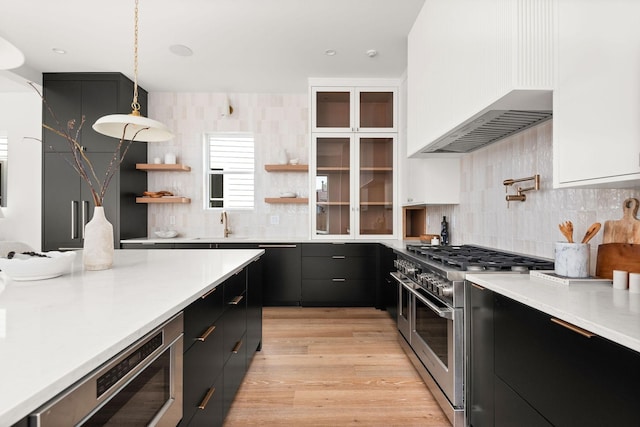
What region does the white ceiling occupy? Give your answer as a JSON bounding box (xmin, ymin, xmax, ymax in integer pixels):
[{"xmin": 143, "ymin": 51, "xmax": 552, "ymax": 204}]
[{"xmin": 0, "ymin": 0, "xmax": 425, "ymax": 93}]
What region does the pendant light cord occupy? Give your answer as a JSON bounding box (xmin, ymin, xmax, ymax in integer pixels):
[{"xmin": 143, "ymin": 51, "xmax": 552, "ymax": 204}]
[{"xmin": 131, "ymin": 0, "xmax": 141, "ymax": 116}]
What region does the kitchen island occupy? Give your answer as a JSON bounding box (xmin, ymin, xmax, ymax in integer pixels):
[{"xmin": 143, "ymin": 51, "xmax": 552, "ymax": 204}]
[{"xmin": 0, "ymin": 248, "xmax": 263, "ymax": 426}]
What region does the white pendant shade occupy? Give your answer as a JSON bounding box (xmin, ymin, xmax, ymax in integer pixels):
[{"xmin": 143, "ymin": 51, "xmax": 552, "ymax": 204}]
[
  {"xmin": 0, "ymin": 36, "xmax": 25, "ymax": 70},
  {"xmin": 93, "ymin": 114, "xmax": 173, "ymax": 142}
]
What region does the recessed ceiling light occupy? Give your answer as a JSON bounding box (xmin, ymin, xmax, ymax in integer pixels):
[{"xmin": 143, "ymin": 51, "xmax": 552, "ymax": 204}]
[
  {"xmin": 169, "ymin": 44, "xmax": 193, "ymax": 57},
  {"xmin": 366, "ymin": 49, "xmax": 378, "ymax": 58},
  {"xmin": 324, "ymin": 49, "xmax": 337, "ymax": 56},
  {"xmin": 52, "ymin": 48, "xmax": 66, "ymax": 55}
]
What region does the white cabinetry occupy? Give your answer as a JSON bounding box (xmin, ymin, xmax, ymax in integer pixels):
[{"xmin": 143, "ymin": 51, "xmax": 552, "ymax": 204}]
[
  {"xmin": 553, "ymin": 0, "xmax": 640, "ymax": 188},
  {"xmin": 407, "ymin": 0, "xmax": 554, "ymax": 157},
  {"xmin": 402, "ymin": 158, "xmax": 460, "ymax": 206},
  {"xmin": 310, "ymin": 80, "xmax": 398, "ymax": 239}
]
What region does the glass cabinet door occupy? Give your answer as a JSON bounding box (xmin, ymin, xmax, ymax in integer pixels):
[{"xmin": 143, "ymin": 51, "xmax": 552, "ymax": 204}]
[
  {"xmin": 358, "ymin": 136, "xmax": 394, "ymax": 236},
  {"xmin": 314, "ymin": 136, "xmax": 352, "ymax": 236},
  {"xmin": 357, "ymin": 90, "xmax": 396, "ymax": 131},
  {"xmin": 313, "ymin": 89, "xmax": 353, "ymax": 131}
]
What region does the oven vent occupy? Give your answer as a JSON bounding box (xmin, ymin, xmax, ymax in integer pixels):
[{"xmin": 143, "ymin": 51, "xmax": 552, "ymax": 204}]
[{"xmin": 422, "ymin": 110, "xmax": 552, "ymax": 154}]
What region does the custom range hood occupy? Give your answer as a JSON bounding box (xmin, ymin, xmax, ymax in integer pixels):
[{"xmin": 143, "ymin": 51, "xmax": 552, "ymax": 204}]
[{"xmin": 419, "ymin": 90, "xmax": 552, "ymax": 155}]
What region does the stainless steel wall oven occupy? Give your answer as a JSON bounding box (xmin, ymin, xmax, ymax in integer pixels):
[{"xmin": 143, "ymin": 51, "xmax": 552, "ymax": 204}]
[{"xmin": 30, "ymin": 313, "xmax": 184, "ymax": 427}]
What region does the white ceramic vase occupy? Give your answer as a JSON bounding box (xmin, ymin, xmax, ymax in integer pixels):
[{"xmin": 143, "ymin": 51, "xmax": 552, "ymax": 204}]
[{"xmin": 83, "ymin": 206, "xmax": 114, "ymax": 271}]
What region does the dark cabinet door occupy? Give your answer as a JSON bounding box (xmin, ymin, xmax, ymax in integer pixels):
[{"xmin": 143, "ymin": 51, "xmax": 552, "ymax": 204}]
[
  {"xmin": 465, "ymin": 281, "xmax": 495, "ymax": 427},
  {"xmin": 42, "ymin": 80, "xmax": 82, "ymax": 153},
  {"xmin": 80, "ymin": 80, "xmax": 119, "ymax": 152},
  {"xmin": 181, "ymin": 373, "xmax": 224, "ymax": 427},
  {"xmin": 494, "ymin": 294, "xmax": 640, "ymax": 427},
  {"xmin": 42, "ymin": 153, "xmax": 82, "ymax": 250},
  {"xmin": 246, "ymin": 256, "xmax": 263, "ymax": 356},
  {"xmin": 182, "ymin": 324, "xmax": 224, "ymax": 426},
  {"xmin": 258, "ymin": 244, "xmax": 301, "ymax": 306},
  {"xmin": 223, "ymin": 332, "xmax": 247, "ymax": 419},
  {"xmin": 377, "ymin": 245, "xmax": 396, "ymax": 312}
]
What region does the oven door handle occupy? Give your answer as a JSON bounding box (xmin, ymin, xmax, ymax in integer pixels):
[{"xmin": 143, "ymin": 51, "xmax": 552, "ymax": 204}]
[{"xmin": 390, "ymin": 272, "xmax": 454, "ymax": 320}]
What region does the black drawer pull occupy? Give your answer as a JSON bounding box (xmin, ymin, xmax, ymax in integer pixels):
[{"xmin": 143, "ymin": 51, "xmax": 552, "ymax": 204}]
[{"xmin": 232, "ymin": 339, "xmax": 243, "ymax": 353}]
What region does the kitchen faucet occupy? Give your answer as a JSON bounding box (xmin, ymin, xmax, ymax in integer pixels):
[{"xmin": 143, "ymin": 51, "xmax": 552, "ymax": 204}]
[{"xmin": 220, "ymin": 211, "xmax": 231, "ymax": 238}]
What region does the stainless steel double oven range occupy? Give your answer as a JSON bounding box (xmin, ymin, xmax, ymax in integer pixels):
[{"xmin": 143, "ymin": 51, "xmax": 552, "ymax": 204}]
[{"xmin": 391, "ymin": 245, "xmax": 553, "ymax": 426}]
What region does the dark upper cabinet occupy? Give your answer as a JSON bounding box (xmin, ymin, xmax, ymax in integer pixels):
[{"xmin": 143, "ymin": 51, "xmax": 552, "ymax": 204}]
[{"xmin": 42, "ymin": 73, "xmax": 147, "ymax": 250}]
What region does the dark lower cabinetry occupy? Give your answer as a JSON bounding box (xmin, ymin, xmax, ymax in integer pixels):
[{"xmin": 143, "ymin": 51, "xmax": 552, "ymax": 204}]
[
  {"xmin": 301, "ymin": 243, "xmax": 376, "ymax": 306},
  {"xmin": 377, "ymin": 244, "xmax": 397, "ymax": 314},
  {"xmin": 466, "ymin": 281, "xmax": 640, "ymax": 427},
  {"xmin": 180, "ymin": 257, "xmax": 262, "ymax": 427}
]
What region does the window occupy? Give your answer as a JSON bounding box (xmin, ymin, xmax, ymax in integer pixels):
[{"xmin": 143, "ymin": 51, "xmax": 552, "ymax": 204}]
[{"xmin": 204, "ymin": 133, "xmax": 255, "ymax": 209}]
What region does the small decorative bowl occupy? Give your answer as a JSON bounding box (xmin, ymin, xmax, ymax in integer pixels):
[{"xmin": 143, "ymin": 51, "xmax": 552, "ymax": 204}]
[
  {"xmin": 154, "ymin": 230, "xmax": 178, "ymax": 239},
  {"xmin": 0, "ymin": 251, "xmax": 76, "ymax": 281},
  {"xmin": 289, "ymin": 158, "xmax": 299, "ymax": 165},
  {"xmin": 279, "ymin": 192, "xmax": 296, "ymax": 198}
]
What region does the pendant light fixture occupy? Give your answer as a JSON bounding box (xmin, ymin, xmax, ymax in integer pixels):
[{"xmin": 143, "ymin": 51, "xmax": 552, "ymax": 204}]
[{"xmin": 93, "ymin": 0, "xmax": 173, "ymax": 142}]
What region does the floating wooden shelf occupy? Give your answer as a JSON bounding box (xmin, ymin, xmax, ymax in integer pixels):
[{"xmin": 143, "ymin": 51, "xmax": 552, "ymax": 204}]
[
  {"xmin": 136, "ymin": 197, "xmax": 191, "ymax": 204},
  {"xmin": 264, "ymin": 197, "xmax": 309, "ymax": 204},
  {"xmin": 136, "ymin": 163, "xmax": 191, "ymax": 172},
  {"xmin": 264, "ymin": 164, "xmax": 308, "ymax": 172}
]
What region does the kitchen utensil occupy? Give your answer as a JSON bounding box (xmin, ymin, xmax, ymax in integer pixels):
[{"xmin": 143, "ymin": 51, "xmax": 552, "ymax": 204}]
[
  {"xmin": 603, "ymin": 198, "xmax": 640, "ymax": 243},
  {"xmin": 581, "ymin": 222, "xmax": 602, "ymax": 244},
  {"xmin": 558, "ymin": 221, "xmax": 574, "ymax": 243},
  {"xmin": 595, "ymin": 243, "xmax": 640, "ymax": 279}
]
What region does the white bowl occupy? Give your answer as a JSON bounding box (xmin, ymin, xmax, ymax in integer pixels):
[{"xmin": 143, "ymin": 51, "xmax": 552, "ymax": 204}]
[
  {"xmin": 0, "ymin": 251, "xmax": 76, "ymax": 281},
  {"xmin": 279, "ymin": 192, "xmax": 296, "ymax": 198},
  {"xmin": 154, "ymin": 230, "xmax": 178, "ymax": 239},
  {"xmin": 289, "ymin": 159, "xmax": 299, "ymax": 165}
]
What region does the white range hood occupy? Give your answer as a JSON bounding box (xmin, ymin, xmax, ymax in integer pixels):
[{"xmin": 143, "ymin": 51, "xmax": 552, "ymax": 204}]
[{"xmin": 417, "ymin": 89, "xmax": 553, "ymax": 156}]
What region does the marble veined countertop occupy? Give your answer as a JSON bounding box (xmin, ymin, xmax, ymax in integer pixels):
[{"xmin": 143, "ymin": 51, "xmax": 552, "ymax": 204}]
[
  {"xmin": 0, "ymin": 248, "xmax": 263, "ymax": 426},
  {"xmin": 466, "ymin": 272, "xmax": 640, "ymax": 354}
]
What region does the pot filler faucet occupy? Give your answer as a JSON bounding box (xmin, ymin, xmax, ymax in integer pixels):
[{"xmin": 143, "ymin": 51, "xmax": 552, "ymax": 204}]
[{"xmin": 220, "ymin": 211, "xmax": 231, "ymax": 238}]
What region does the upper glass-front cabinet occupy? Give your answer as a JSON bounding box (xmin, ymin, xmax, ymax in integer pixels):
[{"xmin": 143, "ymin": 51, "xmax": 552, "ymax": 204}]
[
  {"xmin": 311, "ymin": 134, "xmax": 396, "ymax": 239},
  {"xmin": 311, "ymin": 87, "xmax": 397, "ymax": 133}
]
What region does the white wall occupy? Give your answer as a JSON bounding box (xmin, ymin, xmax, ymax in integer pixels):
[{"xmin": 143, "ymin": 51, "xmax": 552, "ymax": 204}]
[
  {"xmin": 0, "ymin": 91, "xmax": 42, "ymax": 250},
  {"xmin": 147, "ymin": 92, "xmax": 309, "ymax": 239}
]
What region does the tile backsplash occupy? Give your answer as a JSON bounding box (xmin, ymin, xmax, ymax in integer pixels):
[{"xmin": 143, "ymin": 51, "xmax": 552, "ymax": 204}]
[
  {"xmin": 425, "ymin": 120, "xmax": 640, "ymax": 272},
  {"xmin": 147, "ymin": 92, "xmax": 310, "ymax": 239}
]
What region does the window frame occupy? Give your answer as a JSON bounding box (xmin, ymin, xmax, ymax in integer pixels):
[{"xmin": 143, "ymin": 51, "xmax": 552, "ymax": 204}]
[{"xmin": 202, "ymin": 132, "xmax": 255, "ymax": 211}]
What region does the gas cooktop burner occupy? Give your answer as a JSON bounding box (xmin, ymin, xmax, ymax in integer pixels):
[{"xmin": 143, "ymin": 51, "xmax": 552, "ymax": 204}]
[{"xmin": 405, "ymin": 244, "xmax": 554, "ymax": 272}]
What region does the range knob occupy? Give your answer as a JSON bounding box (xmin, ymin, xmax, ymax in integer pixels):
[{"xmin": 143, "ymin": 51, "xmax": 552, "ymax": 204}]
[{"xmin": 440, "ymin": 284, "xmax": 454, "ymax": 298}]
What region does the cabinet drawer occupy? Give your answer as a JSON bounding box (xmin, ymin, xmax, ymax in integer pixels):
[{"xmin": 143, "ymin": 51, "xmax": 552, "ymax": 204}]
[
  {"xmin": 222, "ymin": 293, "xmax": 246, "ymax": 364},
  {"xmin": 302, "ymin": 243, "xmax": 377, "ymax": 257},
  {"xmin": 184, "ymin": 286, "xmax": 224, "ymax": 352},
  {"xmin": 494, "ymin": 377, "xmax": 551, "ymax": 427},
  {"xmin": 223, "ymin": 270, "xmax": 247, "ymax": 306},
  {"xmin": 301, "ymin": 279, "xmax": 374, "ymax": 306},
  {"xmin": 223, "ymin": 332, "xmax": 248, "ymax": 419},
  {"xmin": 182, "ymin": 325, "xmax": 224, "ymax": 425},
  {"xmin": 182, "ymin": 372, "xmax": 224, "ymax": 427},
  {"xmin": 301, "ymin": 256, "xmax": 375, "ymax": 280}
]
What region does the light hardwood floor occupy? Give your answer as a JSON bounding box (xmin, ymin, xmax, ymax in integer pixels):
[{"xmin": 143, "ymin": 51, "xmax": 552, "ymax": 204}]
[{"xmin": 224, "ymin": 307, "xmax": 451, "ymax": 426}]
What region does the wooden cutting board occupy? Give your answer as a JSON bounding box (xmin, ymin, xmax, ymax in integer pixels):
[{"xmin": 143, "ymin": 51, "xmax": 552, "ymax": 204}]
[
  {"xmin": 595, "ymin": 243, "xmax": 640, "ymax": 279},
  {"xmin": 602, "ymin": 198, "xmax": 640, "ymax": 244}
]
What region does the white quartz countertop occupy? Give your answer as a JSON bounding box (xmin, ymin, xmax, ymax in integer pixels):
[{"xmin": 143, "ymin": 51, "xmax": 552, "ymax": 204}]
[
  {"xmin": 0, "ymin": 248, "xmax": 263, "ymax": 426},
  {"xmin": 121, "ymin": 237, "xmax": 406, "ymax": 245},
  {"xmin": 466, "ymin": 273, "xmax": 640, "ymax": 354}
]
